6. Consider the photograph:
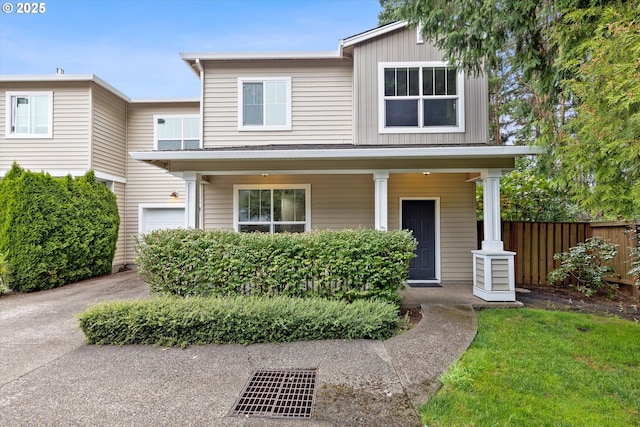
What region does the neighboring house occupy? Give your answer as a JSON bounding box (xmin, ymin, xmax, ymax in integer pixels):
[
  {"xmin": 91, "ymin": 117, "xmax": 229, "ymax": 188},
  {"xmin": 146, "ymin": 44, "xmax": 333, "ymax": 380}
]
[{"xmin": 0, "ymin": 22, "xmax": 538, "ymax": 301}]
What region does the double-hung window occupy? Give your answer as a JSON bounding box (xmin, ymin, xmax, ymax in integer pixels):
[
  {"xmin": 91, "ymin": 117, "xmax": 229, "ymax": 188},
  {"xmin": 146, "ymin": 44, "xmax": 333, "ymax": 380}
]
[
  {"xmin": 5, "ymin": 91, "xmax": 53, "ymax": 138},
  {"xmin": 378, "ymin": 62, "xmax": 464, "ymax": 133},
  {"xmin": 234, "ymin": 184, "xmax": 310, "ymax": 233},
  {"xmin": 154, "ymin": 115, "xmax": 200, "ymax": 150},
  {"xmin": 238, "ymin": 77, "xmax": 291, "ymax": 131}
]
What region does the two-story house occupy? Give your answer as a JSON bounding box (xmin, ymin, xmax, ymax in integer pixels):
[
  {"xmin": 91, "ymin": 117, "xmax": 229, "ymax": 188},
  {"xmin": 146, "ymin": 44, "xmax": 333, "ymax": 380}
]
[{"xmin": 0, "ymin": 22, "xmax": 538, "ymax": 301}]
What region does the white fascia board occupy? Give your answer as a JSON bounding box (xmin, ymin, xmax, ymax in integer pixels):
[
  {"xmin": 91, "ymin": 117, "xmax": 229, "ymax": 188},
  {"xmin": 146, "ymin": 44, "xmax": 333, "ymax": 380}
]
[
  {"xmin": 180, "ymin": 50, "xmax": 343, "ymax": 61},
  {"xmin": 341, "ymin": 21, "xmax": 408, "ymax": 47},
  {"xmin": 128, "ymin": 98, "xmax": 200, "ymax": 104},
  {"xmin": 0, "ymin": 74, "xmax": 130, "ymax": 101},
  {"xmin": 130, "ymin": 146, "xmax": 544, "ymax": 162}
]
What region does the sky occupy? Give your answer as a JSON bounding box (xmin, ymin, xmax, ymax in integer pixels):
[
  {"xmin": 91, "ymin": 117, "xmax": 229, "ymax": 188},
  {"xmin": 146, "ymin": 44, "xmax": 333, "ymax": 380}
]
[{"xmin": 0, "ymin": 0, "xmax": 383, "ymax": 98}]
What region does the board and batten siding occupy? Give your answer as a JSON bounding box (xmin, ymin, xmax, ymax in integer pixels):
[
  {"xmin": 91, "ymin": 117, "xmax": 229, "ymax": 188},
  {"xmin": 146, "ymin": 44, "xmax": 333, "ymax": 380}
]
[
  {"xmin": 202, "ymin": 59, "xmax": 353, "ymax": 147},
  {"xmin": 388, "ymin": 173, "xmax": 477, "ymax": 281},
  {"xmin": 202, "ymin": 174, "xmax": 374, "ymax": 231},
  {"xmin": 124, "ymin": 101, "xmax": 199, "ymax": 264},
  {"xmin": 352, "ymin": 27, "xmax": 489, "ymax": 145},
  {"xmin": 0, "ymin": 82, "xmax": 91, "ymax": 172},
  {"xmin": 91, "ymin": 84, "xmax": 127, "ymax": 178}
]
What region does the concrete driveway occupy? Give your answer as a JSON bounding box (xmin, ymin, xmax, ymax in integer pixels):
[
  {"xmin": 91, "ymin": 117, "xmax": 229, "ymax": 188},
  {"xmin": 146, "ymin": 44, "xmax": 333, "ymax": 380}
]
[{"xmin": 0, "ymin": 271, "xmax": 478, "ymax": 426}]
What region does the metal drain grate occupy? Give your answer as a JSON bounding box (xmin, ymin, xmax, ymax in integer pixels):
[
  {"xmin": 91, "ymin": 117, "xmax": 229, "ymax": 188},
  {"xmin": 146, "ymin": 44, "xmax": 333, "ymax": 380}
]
[{"xmin": 230, "ymin": 369, "xmax": 317, "ymax": 419}]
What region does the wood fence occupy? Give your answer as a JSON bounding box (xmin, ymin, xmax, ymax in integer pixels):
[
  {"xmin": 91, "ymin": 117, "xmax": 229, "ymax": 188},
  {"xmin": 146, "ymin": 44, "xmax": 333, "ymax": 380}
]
[{"xmin": 477, "ymin": 221, "xmax": 639, "ymax": 287}]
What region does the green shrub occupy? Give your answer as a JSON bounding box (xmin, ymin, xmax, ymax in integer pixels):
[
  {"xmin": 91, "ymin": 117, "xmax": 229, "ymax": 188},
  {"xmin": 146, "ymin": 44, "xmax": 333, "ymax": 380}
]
[
  {"xmin": 0, "ymin": 252, "xmax": 7, "ymax": 295},
  {"xmin": 0, "ymin": 163, "xmax": 120, "ymax": 292},
  {"xmin": 135, "ymin": 228, "xmax": 416, "ymax": 304},
  {"xmin": 77, "ymin": 296, "xmax": 400, "ymax": 346},
  {"xmin": 547, "ymin": 237, "xmax": 618, "ymax": 296}
]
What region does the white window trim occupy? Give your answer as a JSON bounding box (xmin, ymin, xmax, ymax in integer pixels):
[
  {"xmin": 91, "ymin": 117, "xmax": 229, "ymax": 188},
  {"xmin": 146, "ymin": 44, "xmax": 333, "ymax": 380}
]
[
  {"xmin": 138, "ymin": 203, "xmax": 186, "ymax": 234},
  {"xmin": 416, "ymin": 23, "xmax": 424, "ymax": 44},
  {"xmin": 153, "ymin": 114, "xmax": 201, "ymax": 150},
  {"xmin": 237, "ymin": 77, "xmax": 292, "ymax": 131},
  {"xmin": 400, "ymin": 197, "xmax": 441, "ymax": 284},
  {"xmin": 5, "ymin": 91, "xmax": 53, "ymax": 138},
  {"xmin": 378, "ymin": 62, "xmax": 465, "ymax": 134},
  {"xmin": 233, "ymin": 184, "xmax": 311, "ymax": 233}
]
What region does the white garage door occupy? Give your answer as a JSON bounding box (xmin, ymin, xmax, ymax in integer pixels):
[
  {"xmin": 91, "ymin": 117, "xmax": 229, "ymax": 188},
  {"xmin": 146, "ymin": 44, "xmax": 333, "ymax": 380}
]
[{"xmin": 140, "ymin": 207, "xmax": 185, "ymax": 233}]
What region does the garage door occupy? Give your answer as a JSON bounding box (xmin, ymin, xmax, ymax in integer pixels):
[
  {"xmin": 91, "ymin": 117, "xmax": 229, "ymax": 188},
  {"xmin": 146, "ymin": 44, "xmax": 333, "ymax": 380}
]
[{"xmin": 140, "ymin": 207, "xmax": 185, "ymax": 233}]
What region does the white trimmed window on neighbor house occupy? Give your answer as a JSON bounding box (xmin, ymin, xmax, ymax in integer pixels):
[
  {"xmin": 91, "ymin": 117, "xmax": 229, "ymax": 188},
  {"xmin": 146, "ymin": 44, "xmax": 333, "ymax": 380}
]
[
  {"xmin": 378, "ymin": 62, "xmax": 464, "ymax": 133},
  {"xmin": 154, "ymin": 114, "xmax": 200, "ymax": 150},
  {"xmin": 5, "ymin": 91, "xmax": 53, "ymax": 138},
  {"xmin": 238, "ymin": 77, "xmax": 292, "ymax": 131},
  {"xmin": 234, "ymin": 184, "xmax": 310, "ymax": 233}
]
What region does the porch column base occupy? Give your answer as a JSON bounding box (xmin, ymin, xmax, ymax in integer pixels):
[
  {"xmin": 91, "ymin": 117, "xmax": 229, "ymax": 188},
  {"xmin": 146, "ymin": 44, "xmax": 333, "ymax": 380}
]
[{"xmin": 472, "ymin": 249, "xmax": 516, "ymax": 302}]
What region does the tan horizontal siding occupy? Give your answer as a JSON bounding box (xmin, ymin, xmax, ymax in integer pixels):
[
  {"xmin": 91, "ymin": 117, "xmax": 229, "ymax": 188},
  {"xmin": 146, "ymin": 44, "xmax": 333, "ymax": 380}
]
[
  {"xmin": 352, "ymin": 26, "xmax": 489, "ymax": 145},
  {"xmin": 202, "ymin": 59, "xmax": 353, "ymax": 146},
  {"xmin": 91, "ymin": 85, "xmax": 127, "ymax": 178},
  {"xmin": 202, "ymin": 174, "xmax": 374, "ymax": 231},
  {"xmin": 388, "ymin": 173, "xmax": 476, "ymax": 281},
  {"xmin": 0, "ymin": 82, "xmax": 90, "ymax": 172},
  {"xmin": 124, "ymin": 102, "xmax": 199, "ymax": 264}
]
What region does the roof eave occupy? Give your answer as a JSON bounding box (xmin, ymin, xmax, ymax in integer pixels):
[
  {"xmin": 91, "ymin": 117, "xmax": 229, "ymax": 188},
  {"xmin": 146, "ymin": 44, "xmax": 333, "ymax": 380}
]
[{"xmin": 130, "ymin": 145, "xmax": 544, "ymax": 162}]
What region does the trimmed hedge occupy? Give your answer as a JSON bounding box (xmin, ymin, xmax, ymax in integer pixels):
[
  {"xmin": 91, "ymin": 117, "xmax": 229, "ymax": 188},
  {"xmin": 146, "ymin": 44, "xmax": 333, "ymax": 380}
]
[
  {"xmin": 135, "ymin": 228, "xmax": 417, "ymax": 304},
  {"xmin": 0, "ymin": 163, "xmax": 119, "ymax": 292},
  {"xmin": 77, "ymin": 296, "xmax": 400, "ymax": 346}
]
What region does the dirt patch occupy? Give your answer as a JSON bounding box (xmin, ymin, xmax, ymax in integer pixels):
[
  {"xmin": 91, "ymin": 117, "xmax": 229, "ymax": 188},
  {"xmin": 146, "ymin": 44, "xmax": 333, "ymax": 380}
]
[
  {"xmin": 516, "ymin": 285, "xmax": 640, "ymax": 322},
  {"xmin": 399, "ymin": 306, "xmax": 423, "ymax": 327}
]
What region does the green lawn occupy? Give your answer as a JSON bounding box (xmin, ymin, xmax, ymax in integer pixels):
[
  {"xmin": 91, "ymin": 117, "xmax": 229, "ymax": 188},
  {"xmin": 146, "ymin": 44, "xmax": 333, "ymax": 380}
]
[{"xmin": 420, "ymin": 309, "xmax": 640, "ymax": 427}]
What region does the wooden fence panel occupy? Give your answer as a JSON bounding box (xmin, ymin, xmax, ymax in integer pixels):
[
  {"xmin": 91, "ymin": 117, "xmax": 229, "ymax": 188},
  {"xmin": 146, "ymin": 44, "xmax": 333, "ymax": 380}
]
[
  {"xmin": 591, "ymin": 222, "xmax": 639, "ymax": 285},
  {"xmin": 478, "ymin": 221, "xmax": 595, "ymax": 286}
]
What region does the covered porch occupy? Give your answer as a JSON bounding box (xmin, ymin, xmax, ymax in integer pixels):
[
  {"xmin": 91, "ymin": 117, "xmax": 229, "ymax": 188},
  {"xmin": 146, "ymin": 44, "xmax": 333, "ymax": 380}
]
[{"xmin": 130, "ymin": 144, "xmax": 540, "ymax": 302}]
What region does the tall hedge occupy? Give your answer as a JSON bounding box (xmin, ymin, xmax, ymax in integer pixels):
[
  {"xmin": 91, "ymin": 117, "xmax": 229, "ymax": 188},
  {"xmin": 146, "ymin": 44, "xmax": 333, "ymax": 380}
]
[
  {"xmin": 0, "ymin": 163, "xmax": 120, "ymax": 292},
  {"xmin": 135, "ymin": 228, "xmax": 417, "ymax": 304}
]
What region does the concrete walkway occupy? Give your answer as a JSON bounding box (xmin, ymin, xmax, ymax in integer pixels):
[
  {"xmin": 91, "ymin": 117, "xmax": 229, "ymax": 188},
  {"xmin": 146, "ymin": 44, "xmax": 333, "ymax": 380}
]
[{"xmin": 0, "ymin": 272, "xmax": 495, "ymax": 426}]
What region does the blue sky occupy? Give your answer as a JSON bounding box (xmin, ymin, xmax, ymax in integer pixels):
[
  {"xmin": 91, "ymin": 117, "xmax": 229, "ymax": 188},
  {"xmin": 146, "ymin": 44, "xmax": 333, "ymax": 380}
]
[{"xmin": 0, "ymin": 0, "xmax": 383, "ymax": 98}]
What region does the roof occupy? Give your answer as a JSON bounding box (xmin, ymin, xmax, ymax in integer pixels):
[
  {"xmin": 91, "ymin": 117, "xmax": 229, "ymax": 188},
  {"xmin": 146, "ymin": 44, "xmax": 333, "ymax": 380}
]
[
  {"xmin": 130, "ymin": 143, "xmax": 543, "ymax": 162},
  {"xmin": 181, "ymin": 21, "xmax": 411, "ymax": 76},
  {"xmin": 0, "ymin": 74, "xmax": 130, "ymax": 101},
  {"xmin": 340, "ymin": 21, "xmax": 408, "ymax": 48}
]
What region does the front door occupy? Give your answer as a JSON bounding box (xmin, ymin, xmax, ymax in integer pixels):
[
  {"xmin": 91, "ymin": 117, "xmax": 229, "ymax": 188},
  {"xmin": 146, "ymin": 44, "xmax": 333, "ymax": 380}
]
[{"xmin": 402, "ymin": 200, "xmax": 436, "ymax": 281}]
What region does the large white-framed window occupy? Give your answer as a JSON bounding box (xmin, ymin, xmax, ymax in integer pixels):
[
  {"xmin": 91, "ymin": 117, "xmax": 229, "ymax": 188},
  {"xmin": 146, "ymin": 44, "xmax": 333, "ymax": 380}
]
[
  {"xmin": 5, "ymin": 91, "xmax": 53, "ymax": 138},
  {"xmin": 233, "ymin": 184, "xmax": 310, "ymax": 233},
  {"xmin": 154, "ymin": 114, "xmax": 200, "ymax": 150},
  {"xmin": 237, "ymin": 77, "xmax": 292, "ymax": 131},
  {"xmin": 378, "ymin": 62, "xmax": 464, "ymax": 134}
]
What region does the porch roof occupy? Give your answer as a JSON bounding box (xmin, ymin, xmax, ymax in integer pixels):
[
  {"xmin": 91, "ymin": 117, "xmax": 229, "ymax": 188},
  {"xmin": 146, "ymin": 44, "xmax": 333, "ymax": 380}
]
[{"xmin": 130, "ymin": 143, "xmax": 542, "ymax": 175}]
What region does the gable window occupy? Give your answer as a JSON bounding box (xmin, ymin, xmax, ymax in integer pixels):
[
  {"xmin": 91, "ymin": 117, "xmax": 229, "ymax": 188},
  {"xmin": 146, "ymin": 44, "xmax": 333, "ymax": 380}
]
[
  {"xmin": 234, "ymin": 184, "xmax": 310, "ymax": 233},
  {"xmin": 154, "ymin": 115, "xmax": 200, "ymax": 150},
  {"xmin": 238, "ymin": 77, "xmax": 291, "ymax": 131},
  {"xmin": 378, "ymin": 62, "xmax": 464, "ymax": 133},
  {"xmin": 5, "ymin": 91, "xmax": 53, "ymax": 138}
]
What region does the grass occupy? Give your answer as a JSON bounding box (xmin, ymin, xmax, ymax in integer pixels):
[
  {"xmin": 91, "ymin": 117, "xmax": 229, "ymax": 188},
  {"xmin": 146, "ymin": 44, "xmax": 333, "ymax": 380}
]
[{"xmin": 420, "ymin": 308, "xmax": 640, "ymax": 427}]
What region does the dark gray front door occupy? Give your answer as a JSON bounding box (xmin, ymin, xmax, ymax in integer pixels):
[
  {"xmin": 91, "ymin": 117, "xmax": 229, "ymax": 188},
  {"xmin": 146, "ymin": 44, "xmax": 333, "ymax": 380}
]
[{"xmin": 402, "ymin": 200, "xmax": 436, "ymax": 281}]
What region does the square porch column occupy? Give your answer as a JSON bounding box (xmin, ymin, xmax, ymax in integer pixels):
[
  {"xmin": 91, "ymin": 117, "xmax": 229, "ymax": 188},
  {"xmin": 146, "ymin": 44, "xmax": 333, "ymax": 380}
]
[
  {"xmin": 472, "ymin": 169, "xmax": 516, "ymax": 301},
  {"xmin": 183, "ymin": 171, "xmax": 201, "ymax": 229},
  {"xmin": 373, "ymin": 171, "xmax": 389, "ymax": 231}
]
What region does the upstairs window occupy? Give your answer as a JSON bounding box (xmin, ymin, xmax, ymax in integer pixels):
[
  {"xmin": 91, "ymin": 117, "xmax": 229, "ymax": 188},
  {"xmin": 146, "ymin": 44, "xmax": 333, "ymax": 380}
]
[
  {"xmin": 238, "ymin": 77, "xmax": 291, "ymax": 131},
  {"xmin": 5, "ymin": 91, "xmax": 53, "ymax": 138},
  {"xmin": 378, "ymin": 62, "xmax": 464, "ymax": 133},
  {"xmin": 154, "ymin": 115, "xmax": 200, "ymax": 150},
  {"xmin": 234, "ymin": 184, "xmax": 310, "ymax": 233}
]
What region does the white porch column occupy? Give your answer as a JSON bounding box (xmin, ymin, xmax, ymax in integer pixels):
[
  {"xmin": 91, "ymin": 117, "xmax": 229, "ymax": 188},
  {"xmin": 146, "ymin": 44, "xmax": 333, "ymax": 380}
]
[
  {"xmin": 482, "ymin": 169, "xmax": 504, "ymax": 251},
  {"xmin": 373, "ymin": 171, "xmax": 389, "ymax": 231},
  {"xmin": 183, "ymin": 171, "xmax": 201, "ymax": 229},
  {"xmin": 472, "ymin": 169, "xmax": 516, "ymax": 301}
]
